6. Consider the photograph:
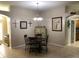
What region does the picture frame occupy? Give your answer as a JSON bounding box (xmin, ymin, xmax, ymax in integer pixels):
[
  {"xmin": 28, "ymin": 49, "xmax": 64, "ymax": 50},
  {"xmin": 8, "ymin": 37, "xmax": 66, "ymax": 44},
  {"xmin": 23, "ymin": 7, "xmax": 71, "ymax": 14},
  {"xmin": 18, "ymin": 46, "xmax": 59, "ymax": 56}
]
[
  {"xmin": 20, "ymin": 21, "xmax": 27, "ymax": 29},
  {"xmin": 52, "ymin": 17, "xmax": 62, "ymax": 31}
]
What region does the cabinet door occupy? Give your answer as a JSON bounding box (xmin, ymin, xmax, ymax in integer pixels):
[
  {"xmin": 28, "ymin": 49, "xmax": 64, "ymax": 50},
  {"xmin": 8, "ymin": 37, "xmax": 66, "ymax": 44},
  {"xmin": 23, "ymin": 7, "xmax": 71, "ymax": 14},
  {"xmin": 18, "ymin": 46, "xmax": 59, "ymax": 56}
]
[
  {"xmin": 76, "ymin": 20, "xmax": 79, "ymax": 28},
  {"xmin": 76, "ymin": 32, "xmax": 79, "ymax": 41}
]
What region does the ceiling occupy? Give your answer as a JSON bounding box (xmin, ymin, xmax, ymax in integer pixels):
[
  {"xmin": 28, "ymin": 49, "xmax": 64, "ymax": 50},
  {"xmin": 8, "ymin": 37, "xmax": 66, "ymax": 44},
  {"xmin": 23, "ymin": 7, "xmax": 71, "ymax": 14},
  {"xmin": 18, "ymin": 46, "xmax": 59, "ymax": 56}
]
[{"xmin": 0, "ymin": 1, "xmax": 75, "ymax": 11}]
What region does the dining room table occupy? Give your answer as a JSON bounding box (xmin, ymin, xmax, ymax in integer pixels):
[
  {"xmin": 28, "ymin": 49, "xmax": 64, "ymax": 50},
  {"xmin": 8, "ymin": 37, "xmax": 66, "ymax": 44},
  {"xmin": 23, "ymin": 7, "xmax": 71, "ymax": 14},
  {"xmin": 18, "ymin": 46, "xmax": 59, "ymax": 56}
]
[{"xmin": 28, "ymin": 36, "xmax": 42, "ymax": 53}]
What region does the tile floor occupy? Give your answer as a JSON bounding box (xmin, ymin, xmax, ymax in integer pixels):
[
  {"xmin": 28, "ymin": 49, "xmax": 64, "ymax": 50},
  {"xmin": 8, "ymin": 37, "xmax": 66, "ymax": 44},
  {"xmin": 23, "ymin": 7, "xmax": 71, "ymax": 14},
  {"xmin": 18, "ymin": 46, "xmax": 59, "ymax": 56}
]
[
  {"xmin": 71, "ymin": 41, "xmax": 79, "ymax": 47},
  {"xmin": 0, "ymin": 44, "xmax": 79, "ymax": 58}
]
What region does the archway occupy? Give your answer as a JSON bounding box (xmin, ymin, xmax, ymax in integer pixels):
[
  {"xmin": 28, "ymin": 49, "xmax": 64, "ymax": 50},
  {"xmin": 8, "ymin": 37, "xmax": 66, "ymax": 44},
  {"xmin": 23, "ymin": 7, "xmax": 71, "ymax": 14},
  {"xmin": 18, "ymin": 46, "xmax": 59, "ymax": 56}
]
[
  {"xmin": 0, "ymin": 14, "xmax": 11, "ymax": 47},
  {"xmin": 66, "ymin": 15, "xmax": 79, "ymax": 47}
]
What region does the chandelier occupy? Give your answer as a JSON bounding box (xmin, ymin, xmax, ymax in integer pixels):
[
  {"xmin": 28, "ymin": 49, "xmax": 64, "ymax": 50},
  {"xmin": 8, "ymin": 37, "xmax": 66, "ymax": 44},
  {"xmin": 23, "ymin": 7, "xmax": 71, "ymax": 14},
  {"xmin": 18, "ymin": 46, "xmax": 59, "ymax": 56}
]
[{"xmin": 33, "ymin": 1, "xmax": 43, "ymax": 21}]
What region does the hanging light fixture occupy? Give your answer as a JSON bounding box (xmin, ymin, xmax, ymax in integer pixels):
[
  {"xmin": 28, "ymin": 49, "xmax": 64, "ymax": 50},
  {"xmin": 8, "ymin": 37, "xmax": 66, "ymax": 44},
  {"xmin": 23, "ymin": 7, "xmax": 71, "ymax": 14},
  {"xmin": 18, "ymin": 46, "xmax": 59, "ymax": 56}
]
[{"xmin": 33, "ymin": 1, "xmax": 43, "ymax": 21}]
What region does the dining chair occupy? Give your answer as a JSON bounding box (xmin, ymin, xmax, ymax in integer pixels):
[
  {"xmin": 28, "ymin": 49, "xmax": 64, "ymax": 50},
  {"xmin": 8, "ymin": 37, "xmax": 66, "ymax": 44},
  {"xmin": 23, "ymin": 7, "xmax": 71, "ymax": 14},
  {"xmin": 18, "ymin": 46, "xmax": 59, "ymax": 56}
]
[
  {"xmin": 41, "ymin": 35, "xmax": 48, "ymax": 52},
  {"xmin": 24, "ymin": 34, "xmax": 29, "ymax": 51}
]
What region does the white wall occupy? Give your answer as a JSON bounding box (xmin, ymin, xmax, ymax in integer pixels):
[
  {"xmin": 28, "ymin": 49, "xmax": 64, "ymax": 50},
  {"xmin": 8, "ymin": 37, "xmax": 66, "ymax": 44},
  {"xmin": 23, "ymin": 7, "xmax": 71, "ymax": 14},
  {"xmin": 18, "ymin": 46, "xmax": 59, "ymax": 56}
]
[
  {"xmin": 41, "ymin": 6, "xmax": 66, "ymax": 45},
  {"xmin": 10, "ymin": 6, "xmax": 38, "ymax": 47},
  {"xmin": 66, "ymin": 2, "xmax": 79, "ymax": 14},
  {"xmin": 10, "ymin": 5, "xmax": 67, "ymax": 47}
]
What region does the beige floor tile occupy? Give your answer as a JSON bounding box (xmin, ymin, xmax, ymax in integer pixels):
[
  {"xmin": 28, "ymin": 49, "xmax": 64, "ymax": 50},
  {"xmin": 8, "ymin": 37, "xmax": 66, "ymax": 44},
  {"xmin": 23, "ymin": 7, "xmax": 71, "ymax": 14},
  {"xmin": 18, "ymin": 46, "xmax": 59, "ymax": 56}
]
[{"xmin": 1, "ymin": 44, "xmax": 79, "ymax": 58}]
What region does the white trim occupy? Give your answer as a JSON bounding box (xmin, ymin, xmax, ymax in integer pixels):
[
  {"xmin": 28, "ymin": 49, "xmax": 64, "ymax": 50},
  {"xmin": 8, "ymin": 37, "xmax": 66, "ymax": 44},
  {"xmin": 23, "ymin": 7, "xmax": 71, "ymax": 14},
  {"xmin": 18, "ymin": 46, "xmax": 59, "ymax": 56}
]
[
  {"xmin": 13, "ymin": 43, "xmax": 64, "ymax": 48},
  {"xmin": 13, "ymin": 44, "xmax": 25, "ymax": 48},
  {"xmin": 74, "ymin": 20, "xmax": 76, "ymax": 44},
  {"xmin": 48, "ymin": 43, "xmax": 64, "ymax": 47}
]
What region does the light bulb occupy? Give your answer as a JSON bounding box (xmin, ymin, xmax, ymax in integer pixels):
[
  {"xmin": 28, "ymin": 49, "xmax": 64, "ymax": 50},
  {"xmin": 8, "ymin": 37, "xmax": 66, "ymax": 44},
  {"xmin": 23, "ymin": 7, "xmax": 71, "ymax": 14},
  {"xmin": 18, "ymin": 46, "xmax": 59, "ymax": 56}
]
[
  {"xmin": 33, "ymin": 17, "xmax": 37, "ymax": 21},
  {"xmin": 38, "ymin": 17, "xmax": 43, "ymax": 21},
  {"xmin": 33, "ymin": 17, "xmax": 43, "ymax": 21}
]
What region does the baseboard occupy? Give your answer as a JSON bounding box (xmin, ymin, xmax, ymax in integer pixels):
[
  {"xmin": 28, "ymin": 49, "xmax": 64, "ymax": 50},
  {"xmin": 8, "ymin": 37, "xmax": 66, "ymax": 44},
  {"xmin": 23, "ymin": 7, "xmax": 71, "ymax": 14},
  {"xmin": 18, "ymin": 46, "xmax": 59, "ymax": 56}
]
[
  {"xmin": 13, "ymin": 44, "xmax": 25, "ymax": 48},
  {"xmin": 13, "ymin": 43, "xmax": 64, "ymax": 48},
  {"xmin": 48, "ymin": 43, "xmax": 64, "ymax": 47}
]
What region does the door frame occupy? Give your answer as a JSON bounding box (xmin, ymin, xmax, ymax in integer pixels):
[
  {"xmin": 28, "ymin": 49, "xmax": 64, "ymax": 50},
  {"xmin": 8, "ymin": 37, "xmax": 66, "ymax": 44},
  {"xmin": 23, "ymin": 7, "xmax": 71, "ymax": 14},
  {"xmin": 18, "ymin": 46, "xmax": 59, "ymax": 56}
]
[
  {"xmin": 66, "ymin": 15, "xmax": 77, "ymax": 46},
  {"xmin": 0, "ymin": 14, "xmax": 11, "ymax": 47}
]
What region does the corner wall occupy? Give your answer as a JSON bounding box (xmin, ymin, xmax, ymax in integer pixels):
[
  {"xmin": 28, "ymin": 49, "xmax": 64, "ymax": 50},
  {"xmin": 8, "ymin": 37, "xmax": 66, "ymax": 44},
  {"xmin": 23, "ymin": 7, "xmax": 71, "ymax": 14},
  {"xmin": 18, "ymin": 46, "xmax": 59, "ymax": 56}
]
[
  {"xmin": 41, "ymin": 6, "xmax": 66, "ymax": 46},
  {"xmin": 10, "ymin": 6, "xmax": 38, "ymax": 48},
  {"xmin": 10, "ymin": 5, "xmax": 68, "ymax": 47}
]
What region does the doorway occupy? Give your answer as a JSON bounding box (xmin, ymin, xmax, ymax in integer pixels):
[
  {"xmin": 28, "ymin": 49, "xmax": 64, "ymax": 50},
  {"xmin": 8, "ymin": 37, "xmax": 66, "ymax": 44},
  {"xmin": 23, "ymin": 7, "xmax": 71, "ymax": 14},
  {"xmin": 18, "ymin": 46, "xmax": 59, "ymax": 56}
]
[
  {"xmin": 76, "ymin": 20, "xmax": 79, "ymax": 41},
  {"xmin": 66, "ymin": 15, "xmax": 79, "ymax": 47},
  {"xmin": 0, "ymin": 14, "xmax": 11, "ymax": 47},
  {"xmin": 72, "ymin": 20, "xmax": 79, "ymax": 47}
]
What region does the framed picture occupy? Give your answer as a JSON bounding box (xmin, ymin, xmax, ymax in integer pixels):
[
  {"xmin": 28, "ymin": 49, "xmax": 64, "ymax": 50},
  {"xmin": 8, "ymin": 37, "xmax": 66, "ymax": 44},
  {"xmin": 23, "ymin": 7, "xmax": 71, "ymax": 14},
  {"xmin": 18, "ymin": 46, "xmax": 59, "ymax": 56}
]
[
  {"xmin": 20, "ymin": 21, "xmax": 27, "ymax": 29},
  {"xmin": 52, "ymin": 17, "xmax": 62, "ymax": 31}
]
